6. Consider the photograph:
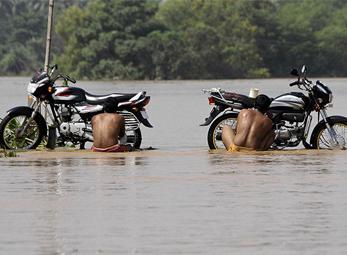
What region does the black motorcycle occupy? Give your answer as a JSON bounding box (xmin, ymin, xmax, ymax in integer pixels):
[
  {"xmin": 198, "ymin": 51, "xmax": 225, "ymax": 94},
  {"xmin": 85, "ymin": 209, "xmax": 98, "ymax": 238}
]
[
  {"xmin": 201, "ymin": 66, "xmax": 347, "ymax": 150},
  {"xmin": 0, "ymin": 65, "xmax": 152, "ymax": 150}
]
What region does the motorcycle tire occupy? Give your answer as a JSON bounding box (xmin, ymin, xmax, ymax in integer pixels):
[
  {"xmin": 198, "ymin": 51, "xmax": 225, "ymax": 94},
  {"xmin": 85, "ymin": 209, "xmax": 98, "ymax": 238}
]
[
  {"xmin": 0, "ymin": 110, "xmax": 47, "ymax": 150},
  {"xmin": 207, "ymin": 112, "xmax": 238, "ymax": 150},
  {"xmin": 127, "ymin": 128, "xmax": 142, "ymax": 149},
  {"xmin": 310, "ymin": 116, "xmax": 347, "ymax": 149}
]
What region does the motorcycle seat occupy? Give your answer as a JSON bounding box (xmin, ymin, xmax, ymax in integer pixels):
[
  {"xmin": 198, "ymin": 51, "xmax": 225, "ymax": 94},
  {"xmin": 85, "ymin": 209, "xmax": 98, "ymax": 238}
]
[
  {"xmin": 85, "ymin": 92, "xmax": 137, "ymax": 105},
  {"xmin": 223, "ymin": 92, "xmax": 255, "ymax": 108}
]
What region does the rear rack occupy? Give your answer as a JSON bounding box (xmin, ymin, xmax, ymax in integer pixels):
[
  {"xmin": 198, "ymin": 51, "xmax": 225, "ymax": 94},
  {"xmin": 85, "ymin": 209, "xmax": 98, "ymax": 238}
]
[
  {"xmin": 118, "ymin": 111, "xmax": 139, "ymax": 131},
  {"xmin": 203, "ymin": 87, "xmax": 255, "ymax": 109},
  {"xmin": 212, "ymin": 92, "xmax": 255, "ymax": 110}
]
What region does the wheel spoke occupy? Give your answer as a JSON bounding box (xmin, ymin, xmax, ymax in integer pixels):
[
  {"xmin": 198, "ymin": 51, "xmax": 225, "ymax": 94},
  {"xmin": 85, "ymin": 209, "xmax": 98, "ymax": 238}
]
[
  {"xmin": 2, "ymin": 115, "xmax": 40, "ymax": 149},
  {"xmin": 212, "ymin": 117, "xmax": 237, "ymax": 149},
  {"xmin": 317, "ymin": 123, "xmax": 347, "ymax": 149}
]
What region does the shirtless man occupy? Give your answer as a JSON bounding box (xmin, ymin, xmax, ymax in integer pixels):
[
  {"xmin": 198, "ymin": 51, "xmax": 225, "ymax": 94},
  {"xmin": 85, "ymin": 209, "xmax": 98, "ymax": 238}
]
[
  {"xmin": 91, "ymin": 113, "xmax": 130, "ymax": 152},
  {"xmin": 222, "ymin": 94, "xmax": 275, "ymax": 152}
]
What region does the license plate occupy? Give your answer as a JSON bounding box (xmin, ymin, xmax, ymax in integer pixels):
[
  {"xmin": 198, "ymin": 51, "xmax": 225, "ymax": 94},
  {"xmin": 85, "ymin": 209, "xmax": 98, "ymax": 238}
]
[{"xmin": 141, "ymin": 110, "xmax": 148, "ymax": 119}]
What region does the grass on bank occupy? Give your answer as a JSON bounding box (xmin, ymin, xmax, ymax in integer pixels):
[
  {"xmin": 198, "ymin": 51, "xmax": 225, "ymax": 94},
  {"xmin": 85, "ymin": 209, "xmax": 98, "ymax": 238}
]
[{"xmin": 0, "ymin": 148, "xmax": 17, "ymax": 157}]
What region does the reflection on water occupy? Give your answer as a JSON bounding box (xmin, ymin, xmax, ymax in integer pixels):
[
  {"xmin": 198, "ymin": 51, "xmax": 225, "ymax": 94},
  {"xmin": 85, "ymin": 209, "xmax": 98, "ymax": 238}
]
[
  {"xmin": 1, "ymin": 150, "xmax": 347, "ymax": 254},
  {"xmin": 4, "ymin": 156, "xmax": 148, "ymax": 168},
  {"xmin": 1, "ymin": 78, "xmax": 347, "ymax": 254}
]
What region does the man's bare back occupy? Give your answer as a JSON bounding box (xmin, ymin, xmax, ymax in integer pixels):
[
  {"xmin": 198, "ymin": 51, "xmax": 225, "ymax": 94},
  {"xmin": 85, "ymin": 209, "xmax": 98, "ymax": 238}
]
[
  {"xmin": 222, "ymin": 94, "xmax": 275, "ymax": 151},
  {"xmin": 91, "ymin": 113, "xmax": 129, "ymax": 152},
  {"xmin": 234, "ymin": 109, "xmax": 274, "ymax": 150}
]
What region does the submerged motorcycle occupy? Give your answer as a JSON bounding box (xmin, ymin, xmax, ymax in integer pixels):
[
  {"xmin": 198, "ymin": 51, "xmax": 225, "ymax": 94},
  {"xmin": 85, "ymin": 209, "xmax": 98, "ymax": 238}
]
[
  {"xmin": 0, "ymin": 65, "xmax": 152, "ymax": 150},
  {"xmin": 201, "ymin": 65, "xmax": 347, "ymax": 150}
]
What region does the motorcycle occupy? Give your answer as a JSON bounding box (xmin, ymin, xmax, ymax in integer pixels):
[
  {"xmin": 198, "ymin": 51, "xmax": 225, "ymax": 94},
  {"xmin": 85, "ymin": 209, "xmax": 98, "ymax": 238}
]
[
  {"xmin": 0, "ymin": 65, "xmax": 152, "ymax": 150},
  {"xmin": 201, "ymin": 65, "xmax": 347, "ymax": 150}
]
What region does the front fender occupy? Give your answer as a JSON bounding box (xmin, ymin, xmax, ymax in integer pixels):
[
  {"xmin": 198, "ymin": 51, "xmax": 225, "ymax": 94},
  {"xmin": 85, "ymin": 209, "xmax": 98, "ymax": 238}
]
[
  {"xmin": 309, "ymin": 115, "xmax": 347, "ymax": 147},
  {"xmin": 313, "ymin": 115, "xmax": 347, "ymax": 131},
  {"xmin": 7, "ymin": 106, "xmax": 36, "ymax": 115}
]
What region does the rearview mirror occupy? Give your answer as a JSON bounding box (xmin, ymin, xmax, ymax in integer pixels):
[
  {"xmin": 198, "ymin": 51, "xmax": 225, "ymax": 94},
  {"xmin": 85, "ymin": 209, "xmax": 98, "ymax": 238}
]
[
  {"xmin": 301, "ymin": 65, "xmax": 307, "ymax": 74},
  {"xmin": 290, "ymin": 69, "xmax": 299, "ymax": 76}
]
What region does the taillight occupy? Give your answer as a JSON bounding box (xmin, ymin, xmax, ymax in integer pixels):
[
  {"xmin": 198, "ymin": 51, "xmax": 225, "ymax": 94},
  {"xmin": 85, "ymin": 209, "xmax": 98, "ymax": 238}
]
[
  {"xmin": 208, "ymin": 96, "xmax": 215, "ymax": 105},
  {"xmin": 142, "ymin": 97, "xmax": 150, "ymax": 106},
  {"xmin": 131, "ymin": 97, "xmax": 150, "ymax": 111}
]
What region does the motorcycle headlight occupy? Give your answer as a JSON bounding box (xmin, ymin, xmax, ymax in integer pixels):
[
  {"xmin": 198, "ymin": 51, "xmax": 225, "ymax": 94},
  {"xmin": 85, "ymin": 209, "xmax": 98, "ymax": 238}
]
[
  {"xmin": 329, "ymin": 93, "xmax": 333, "ymax": 103},
  {"xmin": 27, "ymin": 82, "xmax": 39, "ymax": 94},
  {"xmin": 313, "ymin": 83, "xmax": 333, "ymax": 106}
]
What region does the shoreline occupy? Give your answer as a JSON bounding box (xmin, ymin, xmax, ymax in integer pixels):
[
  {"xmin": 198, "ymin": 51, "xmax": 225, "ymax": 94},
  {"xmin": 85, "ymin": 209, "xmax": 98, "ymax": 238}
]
[{"xmin": 1, "ymin": 147, "xmax": 346, "ymax": 160}]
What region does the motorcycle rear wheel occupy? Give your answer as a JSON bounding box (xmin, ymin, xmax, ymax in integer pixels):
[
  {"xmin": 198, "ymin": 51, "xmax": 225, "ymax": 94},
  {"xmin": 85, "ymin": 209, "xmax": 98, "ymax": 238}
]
[
  {"xmin": 127, "ymin": 128, "xmax": 142, "ymax": 149},
  {"xmin": 0, "ymin": 111, "xmax": 46, "ymax": 150},
  {"xmin": 310, "ymin": 116, "xmax": 347, "ymax": 149},
  {"xmin": 207, "ymin": 113, "xmax": 238, "ymax": 150}
]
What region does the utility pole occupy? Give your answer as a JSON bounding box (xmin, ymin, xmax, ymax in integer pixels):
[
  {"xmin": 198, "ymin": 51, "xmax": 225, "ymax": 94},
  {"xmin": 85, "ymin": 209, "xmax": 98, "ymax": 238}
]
[
  {"xmin": 42, "ymin": 0, "xmax": 55, "ymax": 138},
  {"xmin": 44, "ymin": 0, "xmax": 54, "ymax": 72}
]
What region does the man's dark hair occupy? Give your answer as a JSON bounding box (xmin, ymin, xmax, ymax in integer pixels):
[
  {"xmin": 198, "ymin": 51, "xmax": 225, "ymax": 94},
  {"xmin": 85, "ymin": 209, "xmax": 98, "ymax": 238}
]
[{"xmin": 255, "ymin": 94, "xmax": 271, "ymax": 113}]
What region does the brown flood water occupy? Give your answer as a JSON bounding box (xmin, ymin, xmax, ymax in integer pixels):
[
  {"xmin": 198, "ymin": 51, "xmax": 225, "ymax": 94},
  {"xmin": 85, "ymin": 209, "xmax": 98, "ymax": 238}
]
[{"xmin": 1, "ymin": 78, "xmax": 347, "ymax": 254}]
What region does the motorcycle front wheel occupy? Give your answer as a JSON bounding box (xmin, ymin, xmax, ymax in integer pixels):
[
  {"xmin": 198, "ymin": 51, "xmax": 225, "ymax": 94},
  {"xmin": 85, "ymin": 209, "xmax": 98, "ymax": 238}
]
[
  {"xmin": 0, "ymin": 110, "xmax": 47, "ymax": 150},
  {"xmin": 207, "ymin": 113, "xmax": 238, "ymax": 150},
  {"xmin": 310, "ymin": 116, "xmax": 347, "ymax": 149}
]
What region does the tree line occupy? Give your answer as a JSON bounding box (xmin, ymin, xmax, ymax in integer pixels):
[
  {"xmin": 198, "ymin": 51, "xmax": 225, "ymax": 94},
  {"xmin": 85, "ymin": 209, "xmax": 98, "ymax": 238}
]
[{"xmin": 1, "ymin": 0, "xmax": 347, "ymax": 80}]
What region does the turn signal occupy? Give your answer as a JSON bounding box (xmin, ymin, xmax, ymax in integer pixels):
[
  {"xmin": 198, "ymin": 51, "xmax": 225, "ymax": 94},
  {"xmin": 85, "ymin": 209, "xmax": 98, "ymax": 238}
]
[
  {"xmin": 48, "ymin": 86, "xmax": 53, "ymax": 93},
  {"xmin": 208, "ymin": 97, "xmax": 215, "ymax": 105},
  {"xmin": 27, "ymin": 95, "xmax": 33, "ymax": 106}
]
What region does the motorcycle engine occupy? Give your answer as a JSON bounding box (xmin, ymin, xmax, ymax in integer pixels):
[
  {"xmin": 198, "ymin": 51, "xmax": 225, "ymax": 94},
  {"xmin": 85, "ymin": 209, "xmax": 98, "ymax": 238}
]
[
  {"xmin": 274, "ymin": 123, "xmax": 305, "ymax": 146},
  {"xmin": 60, "ymin": 122, "xmax": 92, "ymax": 141},
  {"xmin": 59, "ymin": 105, "xmax": 72, "ymax": 122}
]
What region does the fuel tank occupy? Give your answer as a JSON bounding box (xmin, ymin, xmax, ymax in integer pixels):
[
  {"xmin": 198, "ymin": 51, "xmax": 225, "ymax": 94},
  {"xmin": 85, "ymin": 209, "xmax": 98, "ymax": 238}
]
[
  {"xmin": 269, "ymin": 92, "xmax": 308, "ymax": 111},
  {"xmin": 269, "ymin": 92, "xmax": 309, "ymax": 122},
  {"xmin": 53, "ymin": 86, "xmax": 87, "ymax": 104}
]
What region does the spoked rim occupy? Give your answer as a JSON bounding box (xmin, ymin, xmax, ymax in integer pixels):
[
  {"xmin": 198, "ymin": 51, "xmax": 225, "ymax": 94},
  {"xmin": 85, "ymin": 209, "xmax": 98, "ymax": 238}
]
[
  {"xmin": 316, "ymin": 123, "xmax": 347, "ymax": 149},
  {"xmin": 2, "ymin": 115, "xmax": 40, "ymax": 149},
  {"xmin": 212, "ymin": 118, "xmax": 237, "ymax": 149},
  {"xmin": 125, "ymin": 128, "xmax": 142, "ymax": 149}
]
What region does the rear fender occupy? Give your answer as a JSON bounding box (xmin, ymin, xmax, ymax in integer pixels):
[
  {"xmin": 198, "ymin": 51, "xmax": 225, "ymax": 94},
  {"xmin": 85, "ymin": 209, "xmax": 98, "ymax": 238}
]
[
  {"xmin": 130, "ymin": 91, "xmax": 145, "ymax": 102},
  {"xmin": 133, "ymin": 111, "xmax": 153, "ymax": 128},
  {"xmin": 200, "ymin": 105, "xmax": 226, "ymax": 126}
]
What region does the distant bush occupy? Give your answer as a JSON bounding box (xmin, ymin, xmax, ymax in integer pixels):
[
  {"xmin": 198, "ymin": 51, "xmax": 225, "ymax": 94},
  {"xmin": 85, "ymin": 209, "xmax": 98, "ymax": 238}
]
[{"xmin": 2, "ymin": 0, "xmax": 347, "ymax": 79}]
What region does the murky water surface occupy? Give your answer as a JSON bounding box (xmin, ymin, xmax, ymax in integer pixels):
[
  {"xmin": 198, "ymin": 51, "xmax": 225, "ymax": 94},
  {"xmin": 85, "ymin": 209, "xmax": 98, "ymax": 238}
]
[{"xmin": 1, "ymin": 77, "xmax": 347, "ymax": 254}]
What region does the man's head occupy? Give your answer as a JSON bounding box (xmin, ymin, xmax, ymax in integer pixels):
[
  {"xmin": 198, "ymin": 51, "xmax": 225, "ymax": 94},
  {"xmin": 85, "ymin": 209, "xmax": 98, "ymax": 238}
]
[{"xmin": 255, "ymin": 94, "xmax": 271, "ymax": 113}]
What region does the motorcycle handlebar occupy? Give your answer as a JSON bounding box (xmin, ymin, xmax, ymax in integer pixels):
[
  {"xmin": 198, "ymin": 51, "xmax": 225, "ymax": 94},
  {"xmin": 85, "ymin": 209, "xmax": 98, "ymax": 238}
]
[
  {"xmin": 54, "ymin": 74, "xmax": 76, "ymax": 84},
  {"xmin": 202, "ymin": 88, "xmax": 225, "ymax": 94},
  {"xmin": 289, "ymin": 81, "xmax": 301, "ymax": 87},
  {"xmin": 65, "ymin": 75, "xmax": 76, "ymax": 84}
]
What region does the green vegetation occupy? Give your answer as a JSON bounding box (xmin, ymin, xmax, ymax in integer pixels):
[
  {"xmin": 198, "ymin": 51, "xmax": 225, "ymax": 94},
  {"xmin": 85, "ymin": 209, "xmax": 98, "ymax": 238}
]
[
  {"xmin": 0, "ymin": 0, "xmax": 86, "ymax": 75},
  {"xmin": 1, "ymin": 0, "xmax": 347, "ymax": 79},
  {"xmin": 0, "ymin": 148, "xmax": 17, "ymax": 157}
]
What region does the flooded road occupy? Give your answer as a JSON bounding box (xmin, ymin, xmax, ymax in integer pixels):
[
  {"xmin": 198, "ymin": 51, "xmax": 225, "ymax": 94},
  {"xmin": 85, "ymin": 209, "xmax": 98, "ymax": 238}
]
[{"xmin": 1, "ymin": 78, "xmax": 347, "ymax": 254}]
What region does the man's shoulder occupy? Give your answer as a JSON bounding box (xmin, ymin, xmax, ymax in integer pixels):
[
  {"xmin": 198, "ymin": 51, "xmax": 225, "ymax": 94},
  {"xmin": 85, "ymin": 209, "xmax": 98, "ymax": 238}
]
[
  {"xmin": 240, "ymin": 108, "xmax": 256, "ymax": 113},
  {"xmin": 240, "ymin": 108, "xmax": 272, "ymax": 122},
  {"xmin": 240, "ymin": 108, "xmax": 259, "ymax": 116}
]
